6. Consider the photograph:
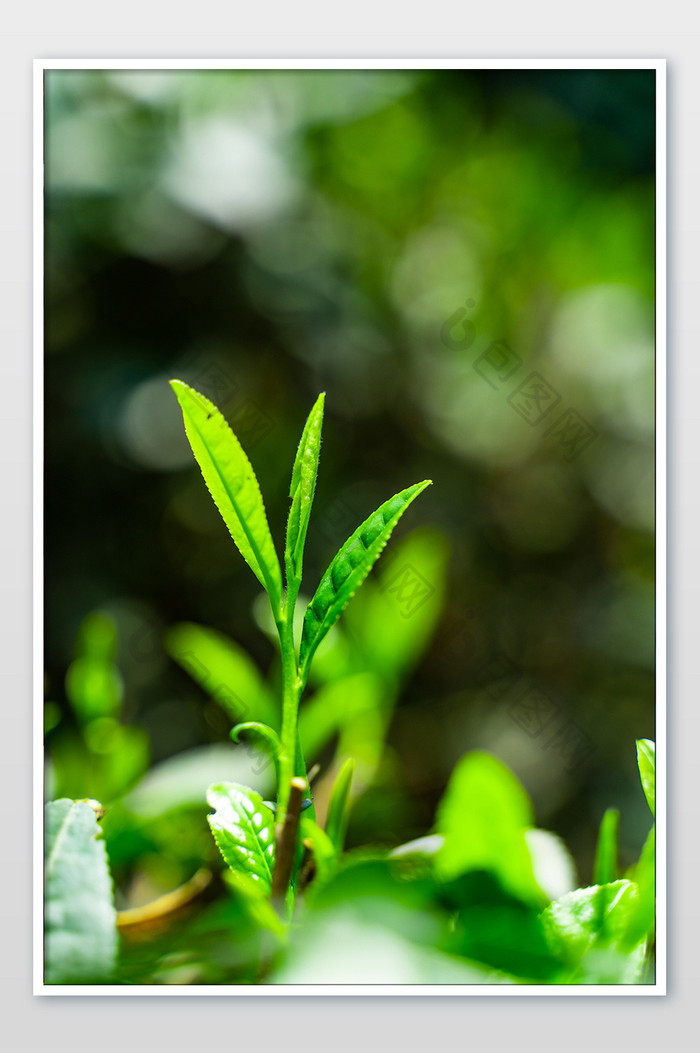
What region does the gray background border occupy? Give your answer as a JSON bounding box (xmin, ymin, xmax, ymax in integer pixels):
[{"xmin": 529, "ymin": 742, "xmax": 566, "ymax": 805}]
[{"xmin": 2, "ymin": 5, "xmax": 695, "ymax": 1050}]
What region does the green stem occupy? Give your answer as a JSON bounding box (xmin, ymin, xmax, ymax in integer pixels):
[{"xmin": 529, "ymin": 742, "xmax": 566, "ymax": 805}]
[{"xmin": 276, "ymin": 592, "xmax": 303, "ymax": 820}]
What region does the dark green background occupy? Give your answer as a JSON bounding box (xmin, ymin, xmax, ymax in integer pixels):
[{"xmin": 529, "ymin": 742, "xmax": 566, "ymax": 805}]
[{"xmin": 44, "ymin": 68, "xmax": 656, "ymax": 882}]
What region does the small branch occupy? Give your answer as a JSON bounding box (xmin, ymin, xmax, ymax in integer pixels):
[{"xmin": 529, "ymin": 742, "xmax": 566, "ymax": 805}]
[{"xmin": 271, "ymin": 776, "xmax": 306, "ymax": 907}]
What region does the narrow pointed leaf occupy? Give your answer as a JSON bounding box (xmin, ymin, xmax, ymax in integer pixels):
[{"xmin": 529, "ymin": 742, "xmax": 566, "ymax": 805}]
[
  {"xmin": 636, "ymin": 739, "xmax": 655, "ymax": 817},
  {"xmin": 44, "ymin": 799, "xmax": 117, "ymax": 984},
  {"xmin": 325, "ymin": 757, "xmax": 355, "ymax": 855},
  {"xmin": 285, "ymin": 393, "xmax": 325, "ymax": 588},
  {"xmin": 170, "ymin": 380, "xmax": 282, "ymax": 611},
  {"xmin": 300, "ymin": 815, "xmax": 337, "ymax": 888},
  {"xmin": 299, "ymin": 481, "xmax": 432, "ymax": 678},
  {"xmin": 207, "ymin": 782, "xmax": 277, "ymax": 894},
  {"xmin": 628, "ymin": 824, "xmax": 655, "ymax": 944},
  {"xmin": 593, "ymin": 807, "xmax": 619, "ymax": 885}
]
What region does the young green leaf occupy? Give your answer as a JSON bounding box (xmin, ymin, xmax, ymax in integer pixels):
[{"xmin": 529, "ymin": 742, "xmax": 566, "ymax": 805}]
[
  {"xmin": 593, "ymin": 807, "xmax": 620, "ymax": 886},
  {"xmin": 628, "ymin": 824, "xmax": 655, "ymax": 945},
  {"xmin": 299, "ymin": 481, "xmax": 432, "ymax": 679},
  {"xmin": 299, "ymin": 814, "xmax": 337, "ymax": 887},
  {"xmin": 285, "ymin": 393, "xmax": 325, "ymax": 590},
  {"xmin": 325, "ymin": 757, "xmax": 355, "ymax": 855},
  {"xmin": 207, "ymin": 782, "xmax": 277, "ymax": 894},
  {"xmin": 221, "ymin": 868, "xmax": 286, "ymax": 938},
  {"xmin": 541, "ymin": 880, "xmax": 647, "ymax": 982},
  {"xmin": 165, "ymin": 621, "xmax": 278, "ymax": 730},
  {"xmin": 230, "ymin": 722, "xmax": 281, "ymax": 787},
  {"xmin": 435, "ymin": 751, "xmax": 545, "ymax": 907},
  {"xmin": 44, "ymin": 799, "xmax": 117, "ymax": 984},
  {"xmin": 170, "ymin": 380, "xmax": 283, "ymax": 612},
  {"xmin": 636, "ymin": 739, "xmax": 655, "ymax": 817}
]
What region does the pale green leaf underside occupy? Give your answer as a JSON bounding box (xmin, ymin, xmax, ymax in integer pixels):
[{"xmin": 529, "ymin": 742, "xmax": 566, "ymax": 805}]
[
  {"xmin": 285, "ymin": 393, "xmax": 325, "ymax": 586},
  {"xmin": 170, "ymin": 380, "xmax": 282, "ymax": 610},
  {"xmin": 44, "ymin": 799, "xmax": 117, "ymax": 984},
  {"xmin": 207, "ymin": 782, "xmax": 276, "ymax": 893},
  {"xmin": 299, "ymin": 480, "xmax": 431, "ymax": 678},
  {"xmin": 636, "ymin": 739, "xmax": 655, "ymax": 817}
]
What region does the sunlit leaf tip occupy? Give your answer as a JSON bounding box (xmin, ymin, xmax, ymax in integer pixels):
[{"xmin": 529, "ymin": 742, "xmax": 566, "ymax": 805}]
[
  {"xmin": 299, "ymin": 479, "xmax": 432, "ymax": 677},
  {"xmin": 169, "ymin": 379, "xmax": 283, "ymax": 611},
  {"xmin": 286, "ymin": 392, "xmax": 326, "ymax": 587}
]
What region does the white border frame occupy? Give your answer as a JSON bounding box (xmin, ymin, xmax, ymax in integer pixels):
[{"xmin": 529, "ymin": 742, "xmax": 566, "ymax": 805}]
[{"xmin": 33, "ymin": 57, "xmax": 666, "ymax": 996}]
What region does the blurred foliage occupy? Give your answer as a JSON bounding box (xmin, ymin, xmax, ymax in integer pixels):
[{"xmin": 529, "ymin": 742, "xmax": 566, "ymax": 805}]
[
  {"xmin": 44, "ymin": 67, "xmax": 656, "ymax": 968},
  {"xmin": 44, "ymin": 739, "xmax": 655, "ymax": 985}
]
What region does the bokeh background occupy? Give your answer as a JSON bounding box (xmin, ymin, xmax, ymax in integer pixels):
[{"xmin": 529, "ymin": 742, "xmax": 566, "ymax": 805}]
[{"xmin": 44, "ymin": 68, "xmax": 656, "ymax": 910}]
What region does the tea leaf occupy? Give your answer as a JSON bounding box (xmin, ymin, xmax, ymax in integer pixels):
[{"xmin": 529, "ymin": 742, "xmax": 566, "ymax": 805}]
[
  {"xmin": 166, "ymin": 622, "xmax": 277, "ymax": 729},
  {"xmin": 325, "ymin": 757, "xmax": 355, "ymax": 855},
  {"xmin": 285, "ymin": 393, "xmax": 325, "ymax": 588},
  {"xmin": 44, "ymin": 799, "xmax": 117, "ymax": 984},
  {"xmin": 230, "ymin": 722, "xmax": 281, "ymax": 786},
  {"xmin": 636, "ymin": 739, "xmax": 655, "ymax": 817},
  {"xmin": 299, "ymin": 815, "xmax": 337, "ymax": 887},
  {"xmin": 170, "ymin": 380, "xmax": 282, "ymax": 612},
  {"xmin": 435, "ymin": 751, "xmax": 545, "ymax": 907},
  {"xmin": 542, "ymin": 880, "xmax": 647, "ymax": 982},
  {"xmin": 593, "ymin": 807, "xmax": 619, "ymax": 885},
  {"xmin": 207, "ymin": 782, "xmax": 276, "ymax": 893},
  {"xmin": 298, "ymin": 672, "xmax": 384, "ymax": 761},
  {"xmin": 627, "ymin": 825, "xmax": 655, "ymax": 945},
  {"xmin": 299, "ymin": 481, "xmax": 432, "ymax": 678}
]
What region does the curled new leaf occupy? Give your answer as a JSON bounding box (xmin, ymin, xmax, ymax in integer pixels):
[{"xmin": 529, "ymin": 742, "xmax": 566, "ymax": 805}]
[
  {"xmin": 285, "ymin": 393, "xmax": 325, "ymax": 590},
  {"xmin": 231, "ymin": 722, "xmax": 281, "ymax": 786},
  {"xmin": 299, "ymin": 481, "xmax": 432, "ymax": 679},
  {"xmin": 170, "ymin": 380, "xmax": 283, "ymax": 612}
]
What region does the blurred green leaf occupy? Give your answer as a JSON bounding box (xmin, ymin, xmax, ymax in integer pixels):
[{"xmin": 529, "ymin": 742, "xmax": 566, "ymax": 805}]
[
  {"xmin": 298, "ymin": 671, "xmax": 384, "ymax": 761},
  {"xmin": 165, "ymin": 621, "xmax": 277, "ymax": 729},
  {"xmin": 299, "ymin": 481, "xmax": 432, "ymax": 680},
  {"xmin": 49, "ymin": 723, "xmax": 149, "ymax": 804},
  {"xmin": 44, "ymin": 799, "xmax": 117, "ymax": 984},
  {"xmin": 170, "ymin": 380, "xmax": 283, "ymax": 612},
  {"xmin": 65, "ymin": 612, "xmax": 122, "ymax": 724},
  {"xmin": 344, "ymin": 528, "xmax": 450, "ymax": 679},
  {"xmin": 325, "ymin": 758, "xmax": 355, "ymax": 855},
  {"xmin": 542, "ymin": 879, "xmax": 647, "ymax": 983},
  {"xmin": 435, "ymin": 752, "xmax": 544, "ymax": 906},
  {"xmin": 285, "ymin": 392, "xmax": 325, "ymax": 590},
  {"xmin": 636, "ymin": 738, "xmax": 655, "ymax": 817},
  {"xmin": 271, "ymin": 907, "xmax": 514, "ymax": 985},
  {"xmin": 525, "ymin": 828, "xmax": 577, "ymax": 902},
  {"xmin": 207, "ymin": 782, "xmax": 276, "ymax": 893},
  {"xmin": 627, "ymin": 825, "xmax": 655, "ymax": 946},
  {"xmin": 123, "ymin": 744, "xmax": 272, "ymax": 820},
  {"xmin": 222, "ymin": 869, "xmax": 286, "ymax": 938},
  {"xmin": 299, "ymin": 815, "xmax": 337, "ymax": 889},
  {"xmin": 593, "ymin": 807, "xmax": 619, "ymax": 886}
]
